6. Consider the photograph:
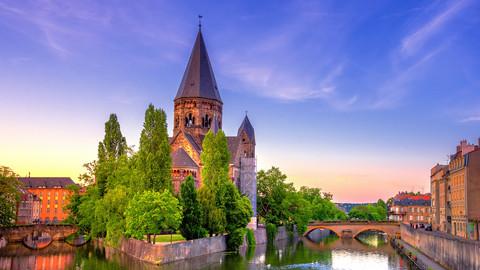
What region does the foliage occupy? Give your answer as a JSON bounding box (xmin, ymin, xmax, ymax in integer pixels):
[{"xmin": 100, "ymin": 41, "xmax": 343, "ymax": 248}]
[
  {"xmin": 0, "ymin": 166, "xmax": 22, "ymax": 226},
  {"xmin": 96, "ymin": 114, "xmax": 127, "ymax": 197},
  {"xmin": 64, "ymin": 184, "xmax": 81, "ymax": 225},
  {"xmin": 226, "ymin": 228, "xmax": 246, "ymax": 251},
  {"xmin": 348, "ymin": 199, "xmax": 387, "ymax": 221},
  {"xmin": 179, "ymin": 176, "xmax": 206, "ymax": 240},
  {"xmin": 257, "ymin": 167, "xmax": 294, "ymax": 225},
  {"xmin": 257, "ymin": 167, "xmax": 346, "ymax": 233},
  {"xmin": 125, "ymin": 190, "xmax": 182, "ymax": 244},
  {"xmin": 198, "ymin": 129, "xmax": 253, "ymax": 246},
  {"xmin": 223, "ymin": 181, "xmax": 253, "ymax": 233},
  {"xmin": 246, "ymin": 228, "xmax": 256, "ymax": 247},
  {"xmin": 201, "ymin": 130, "xmax": 230, "ymax": 187},
  {"xmin": 96, "ymin": 186, "xmax": 129, "ymax": 246},
  {"xmin": 78, "ymin": 161, "xmax": 97, "ymax": 186},
  {"xmin": 198, "ymin": 185, "xmax": 226, "ymax": 236},
  {"xmin": 266, "ymin": 223, "xmax": 277, "ymax": 242},
  {"xmin": 136, "ymin": 104, "xmax": 172, "ymax": 192},
  {"xmin": 282, "ymin": 191, "xmax": 312, "ymax": 234}
]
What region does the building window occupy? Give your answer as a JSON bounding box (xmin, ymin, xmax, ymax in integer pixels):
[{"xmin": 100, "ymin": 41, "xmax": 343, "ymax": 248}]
[{"xmin": 185, "ymin": 113, "xmax": 195, "ymax": 127}]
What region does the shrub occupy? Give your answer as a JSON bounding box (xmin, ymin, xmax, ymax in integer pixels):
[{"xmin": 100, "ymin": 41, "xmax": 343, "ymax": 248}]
[
  {"xmin": 227, "ymin": 228, "xmax": 246, "ymax": 251},
  {"xmin": 246, "ymin": 228, "xmax": 256, "ymax": 247},
  {"xmin": 266, "ymin": 223, "xmax": 277, "ymax": 242}
]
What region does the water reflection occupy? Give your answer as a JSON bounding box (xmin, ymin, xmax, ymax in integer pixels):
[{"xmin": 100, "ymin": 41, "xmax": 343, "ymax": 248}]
[{"xmin": 0, "ymin": 234, "xmax": 412, "ymax": 270}]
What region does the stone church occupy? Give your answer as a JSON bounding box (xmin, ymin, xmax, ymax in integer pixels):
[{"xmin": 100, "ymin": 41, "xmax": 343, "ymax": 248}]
[{"xmin": 169, "ymin": 28, "xmax": 257, "ymax": 224}]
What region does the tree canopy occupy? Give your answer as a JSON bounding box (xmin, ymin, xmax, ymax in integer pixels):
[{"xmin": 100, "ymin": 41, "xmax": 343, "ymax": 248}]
[
  {"xmin": 125, "ymin": 190, "xmax": 182, "ymax": 244},
  {"xmin": 348, "ymin": 200, "xmax": 387, "ymax": 221},
  {"xmin": 137, "ymin": 104, "xmax": 172, "ymax": 192},
  {"xmin": 257, "ymin": 167, "xmax": 347, "ymax": 233},
  {"xmin": 179, "ymin": 176, "xmax": 206, "ymax": 240},
  {"xmin": 0, "ymin": 166, "xmax": 22, "ymax": 226}
]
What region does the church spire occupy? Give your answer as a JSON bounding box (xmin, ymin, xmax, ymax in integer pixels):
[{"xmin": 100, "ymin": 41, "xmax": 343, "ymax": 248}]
[{"xmin": 174, "ymin": 25, "xmax": 222, "ymax": 103}]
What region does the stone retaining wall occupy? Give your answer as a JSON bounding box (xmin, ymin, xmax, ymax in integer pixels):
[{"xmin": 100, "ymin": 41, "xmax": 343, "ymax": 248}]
[
  {"xmin": 119, "ymin": 226, "xmax": 280, "ymax": 265},
  {"xmin": 401, "ymin": 224, "xmax": 480, "ymax": 270},
  {"xmin": 120, "ymin": 235, "xmax": 227, "ymax": 265},
  {"xmin": 275, "ymin": 226, "xmax": 297, "ymax": 241}
]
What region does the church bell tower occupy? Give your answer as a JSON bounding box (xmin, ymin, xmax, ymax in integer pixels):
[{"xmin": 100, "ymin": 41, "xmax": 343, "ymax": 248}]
[{"xmin": 173, "ymin": 28, "xmax": 223, "ymax": 137}]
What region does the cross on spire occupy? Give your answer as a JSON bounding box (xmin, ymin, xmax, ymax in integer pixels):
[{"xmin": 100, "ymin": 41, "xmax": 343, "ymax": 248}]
[{"xmin": 198, "ymin": 15, "xmax": 203, "ymax": 30}]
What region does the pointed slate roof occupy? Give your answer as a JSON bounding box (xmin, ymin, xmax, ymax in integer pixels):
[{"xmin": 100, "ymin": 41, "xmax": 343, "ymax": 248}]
[
  {"xmin": 175, "ymin": 30, "xmax": 222, "ymax": 103},
  {"xmin": 237, "ymin": 115, "xmax": 255, "ymax": 144},
  {"xmin": 171, "ymin": 148, "xmax": 198, "ymax": 168}
]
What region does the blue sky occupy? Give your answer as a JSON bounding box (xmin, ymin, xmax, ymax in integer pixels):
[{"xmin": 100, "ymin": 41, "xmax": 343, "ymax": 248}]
[{"xmin": 1, "ymin": 0, "xmax": 479, "ymax": 202}]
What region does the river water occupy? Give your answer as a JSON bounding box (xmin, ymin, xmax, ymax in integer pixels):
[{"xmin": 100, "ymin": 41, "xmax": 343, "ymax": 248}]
[{"xmin": 0, "ymin": 232, "xmax": 414, "ymax": 270}]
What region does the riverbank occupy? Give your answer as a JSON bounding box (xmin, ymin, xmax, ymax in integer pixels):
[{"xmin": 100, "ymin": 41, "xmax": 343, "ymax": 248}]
[
  {"xmin": 401, "ymin": 224, "xmax": 480, "ymax": 270},
  {"xmin": 391, "ymin": 238, "xmax": 446, "ymax": 270}
]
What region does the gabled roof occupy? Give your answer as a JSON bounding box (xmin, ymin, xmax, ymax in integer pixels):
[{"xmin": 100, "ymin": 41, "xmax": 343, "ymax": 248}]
[
  {"xmin": 237, "ymin": 115, "xmax": 255, "ymax": 144},
  {"xmin": 18, "ymin": 177, "xmax": 75, "ymax": 188},
  {"xmin": 170, "ymin": 130, "xmax": 202, "ymax": 154},
  {"xmin": 175, "ymin": 30, "xmax": 222, "ymax": 103},
  {"xmin": 171, "ymin": 148, "xmax": 199, "ymax": 168}
]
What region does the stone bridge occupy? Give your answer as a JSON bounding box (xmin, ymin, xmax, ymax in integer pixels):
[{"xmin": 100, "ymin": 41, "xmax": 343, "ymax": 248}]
[
  {"xmin": 0, "ymin": 224, "xmax": 77, "ymax": 243},
  {"xmin": 305, "ymin": 221, "xmax": 400, "ymax": 239}
]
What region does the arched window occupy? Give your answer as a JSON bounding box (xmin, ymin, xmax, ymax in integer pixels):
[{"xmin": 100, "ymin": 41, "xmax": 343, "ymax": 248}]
[
  {"xmin": 185, "ymin": 113, "xmax": 195, "ymax": 127},
  {"xmin": 202, "ymin": 114, "xmax": 211, "ymax": 128}
]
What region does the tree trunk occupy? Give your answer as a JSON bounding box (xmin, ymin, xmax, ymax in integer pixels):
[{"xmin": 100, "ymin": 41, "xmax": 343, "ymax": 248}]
[
  {"xmin": 147, "ymin": 234, "xmax": 151, "ymax": 243},
  {"xmin": 170, "ymin": 233, "xmax": 173, "ymax": 244},
  {"xmin": 153, "ymin": 234, "xmax": 156, "ymax": 244}
]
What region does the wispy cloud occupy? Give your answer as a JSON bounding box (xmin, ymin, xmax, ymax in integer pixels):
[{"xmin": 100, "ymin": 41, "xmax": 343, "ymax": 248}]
[
  {"xmin": 460, "ymin": 115, "xmax": 480, "ymax": 123},
  {"xmin": 401, "ymin": 0, "xmax": 470, "ymax": 57},
  {"xmin": 0, "ymin": 2, "xmax": 188, "ymax": 60},
  {"xmin": 372, "ymin": 45, "xmax": 445, "ymax": 109}
]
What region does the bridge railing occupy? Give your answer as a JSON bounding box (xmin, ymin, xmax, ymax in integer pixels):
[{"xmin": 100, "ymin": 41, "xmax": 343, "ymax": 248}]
[{"xmin": 308, "ymin": 220, "xmax": 400, "ymax": 225}]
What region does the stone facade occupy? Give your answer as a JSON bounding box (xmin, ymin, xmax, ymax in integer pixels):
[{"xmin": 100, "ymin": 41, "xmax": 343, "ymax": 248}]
[
  {"xmin": 168, "ymin": 29, "xmax": 257, "ymax": 224},
  {"xmin": 16, "ymin": 190, "xmax": 40, "ymax": 225},
  {"xmin": 430, "ymin": 139, "xmax": 480, "ymax": 240}
]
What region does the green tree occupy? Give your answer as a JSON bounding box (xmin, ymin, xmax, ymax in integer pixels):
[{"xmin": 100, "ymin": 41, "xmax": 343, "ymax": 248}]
[
  {"xmin": 348, "ymin": 200, "xmax": 387, "ymax": 221},
  {"xmin": 95, "ymin": 185, "xmax": 129, "ymax": 246},
  {"xmin": 64, "ymin": 184, "xmax": 81, "ymax": 225},
  {"xmin": 125, "ymin": 190, "xmax": 182, "ymax": 244},
  {"xmin": 257, "ymin": 167, "xmax": 294, "ymax": 225},
  {"xmin": 96, "ymin": 114, "xmax": 127, "ymax": 197},
  {"xmin": 77, "ymin": 185, "xmax": 100, "ymax": 235},
  {"xmin": 298, "ymin": 186, "xmax": 346, "ymax": 221},
  {"xmin": 201, "ymin": 130, "xmax": 230, "ymax": 187},
  {"xmin": 223, "ymin": 181, "xmax": 253, "ymax": 234},
  {"xmin": 179, "ymin": 176, "xmax": 206, "ymax": 240},
  {"xmin": 137, "ymin": 104, "xmax": 172, "ymax": 192},
  {"xmin": 198, "ymin": 186, "xmax": 225, "ymax": 236},
  {"xmin": 0, "ymin": 166, "xmax": 22, "ymax": 226}
]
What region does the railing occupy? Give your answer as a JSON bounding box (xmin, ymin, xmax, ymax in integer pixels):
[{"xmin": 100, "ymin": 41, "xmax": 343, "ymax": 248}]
[{"xmin": 309, "ymin": 220, "xmax": 400, "ymax": 225}]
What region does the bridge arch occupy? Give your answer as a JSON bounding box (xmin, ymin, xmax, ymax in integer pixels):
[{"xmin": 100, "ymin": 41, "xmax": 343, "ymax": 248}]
[
  {"xmin": 304, "ymin": 226, "xmax": 342, "ymax": 238},
  {"xmin": 353, "ymin": 228, "xmax": 388, "ymax": 239}
]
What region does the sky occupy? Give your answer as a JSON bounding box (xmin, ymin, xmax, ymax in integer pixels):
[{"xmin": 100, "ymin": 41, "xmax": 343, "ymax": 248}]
[{"xmin": 1, "ymin": 0, "xmax": 479, "ymax": 203}]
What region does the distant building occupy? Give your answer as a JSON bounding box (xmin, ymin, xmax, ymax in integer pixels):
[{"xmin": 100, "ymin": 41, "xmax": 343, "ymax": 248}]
[
  {"xmin": 431, "ymin": 139, "xmax": 480, "ymax": 240},
  {"xmin": 336, "ymin": 203, "xmax": 369, "ymax": 214},
  {"xmin": 388, "ymin": 192, "xmax": 431, "ymax": 226},
  {"xmin": 18, "ymin": 177, "xmax": 76, "ymax": 224},
  {"xmin": 16, "ymin": 190, "xmax": 40, "ymax": 225},
  {"xmin": 431, "ymin": 164, "xmax": 449, "ymax": 232}
]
